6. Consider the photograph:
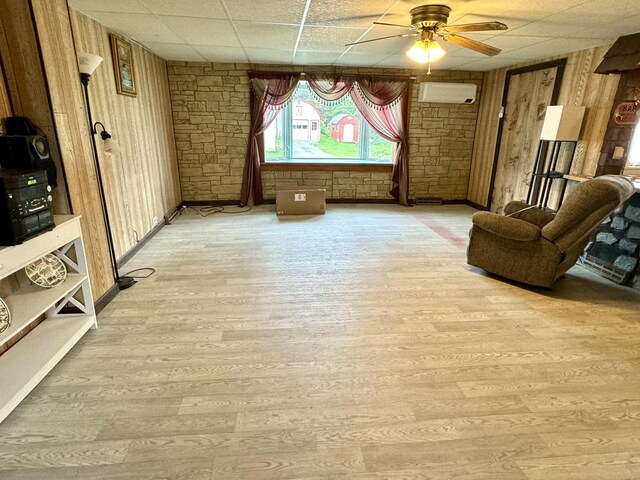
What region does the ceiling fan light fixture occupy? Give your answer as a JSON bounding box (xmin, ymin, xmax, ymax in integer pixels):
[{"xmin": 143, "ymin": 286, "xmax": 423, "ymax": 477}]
[{"xmin": 406, "ymin": 39, "xmax": 445, "ymax": 63}]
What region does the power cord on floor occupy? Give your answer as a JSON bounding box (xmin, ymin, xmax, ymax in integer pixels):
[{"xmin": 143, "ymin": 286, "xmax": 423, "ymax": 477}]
[
  {"xmin": 186, "ymin": 205, "xmax": 252, "ymax": 217},
  {"xmin": 121, "ymin": 267, "xmax": 156, "ymax": 279}
]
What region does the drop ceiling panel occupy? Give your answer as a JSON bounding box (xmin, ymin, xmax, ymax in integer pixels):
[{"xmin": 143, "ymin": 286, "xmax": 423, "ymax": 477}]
[
  {"xmin": 82, "ymin": 12, "xmax": 185, "ymax": 43},
  {"xmin": 472, "ymin": 35, "xmax": 550, "ymax": 56},
  {"xmin": 235, "ymin": 22, "xmax": 299, "ymax": 49},
  {"xmin": 506, "ymin": 11, "xmax": 622, "ymax": 38},
  {"xmin": 569, "ymin": 15, "xmax": 640, "ymax": 39},
  {"xmin": 459, "ymin": 56, "xmax": 530, "ymax": 71},
  {"xmin": 140, "ymin": 0, "xmax": 227, "ymax": 19},
  {"xmin": 506, "ymin": 37, "xmax": 612, "ymax": 59},
  {"xmin": 376, "ymin": 54, "xmax": 474, "ymax": 70},
  {"xmin": 192, "ymin": 45, "xmax": 249, "ymax": 62},
  {"xmin": 298, "ymin": 26, "xmax": 367, "ymax": 52},
  {"xmin": 334, "ymin": 52, "xmax": 394, "ymax": 67},
  {"xmin": 294, "ymin": 51, "xmax": 343, "ymax": 65},
  {"xmin": 69, "ymin": 0, "xmax": 149, "ymax": 14},
  {"xmin": 456, "ymin": 0, "xmax": 593, "ymax": 18},
  {"xmin": 225, "ymin": 0, "xmax": 306, "ymax": 24},
  {"xmin": 71, "ymin": 0, "xmax": 640, "ymax": 71},
  {"xmin": 245, "ymin": 48, "xmax": 294, "ymax": 64},
  {"xmin": 140, "ymin": 42, "xmax": 206, "ymax": 61},
  {"xmin": 347, "ymin": 30, "xmax": 417, "ymax": 55},
  {"xmin": 160, "ymin": 17, "xmax": 240, "ymax": 46},
  {"xmin": 306, "ymin": 0, "xmax": 396, "ymax": 27}
]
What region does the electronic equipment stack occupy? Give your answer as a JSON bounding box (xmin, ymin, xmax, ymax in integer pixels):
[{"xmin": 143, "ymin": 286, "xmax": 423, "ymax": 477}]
[{"xmin": 0, "ymin": 170, "xmax": 55, "ymax": 246}]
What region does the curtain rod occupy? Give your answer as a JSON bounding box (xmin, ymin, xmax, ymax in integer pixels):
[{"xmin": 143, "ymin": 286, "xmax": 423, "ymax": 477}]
[{"xmin": 296, "ymin": 72, "xmax": 417, "ymax": 80}]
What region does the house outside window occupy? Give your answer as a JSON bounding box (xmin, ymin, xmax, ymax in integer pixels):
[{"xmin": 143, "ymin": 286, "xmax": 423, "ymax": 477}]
[{"xmin": 263, "ymin": 81, "xmax": 393, "ymax": 164}]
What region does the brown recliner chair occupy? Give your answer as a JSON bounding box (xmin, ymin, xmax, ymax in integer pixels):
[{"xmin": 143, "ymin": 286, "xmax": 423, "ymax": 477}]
[{"xmin": 467, "ymin": 175, "xmax": 636, "ymax": 287}]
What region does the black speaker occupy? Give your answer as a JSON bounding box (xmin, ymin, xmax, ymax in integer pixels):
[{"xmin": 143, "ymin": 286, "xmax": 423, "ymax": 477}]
[
  {"xmin": 5, "ymin": 116, "xmax": 38, "ymax": 136},
  {"xmin": 0, "ymin": 135, "xmax": 57, "ymax": 187}
]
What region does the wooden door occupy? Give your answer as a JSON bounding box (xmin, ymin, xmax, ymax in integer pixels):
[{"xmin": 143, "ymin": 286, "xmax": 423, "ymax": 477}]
[{"xmin": 489, "ymin": 61, "xmax": 565, "ymax": 213}]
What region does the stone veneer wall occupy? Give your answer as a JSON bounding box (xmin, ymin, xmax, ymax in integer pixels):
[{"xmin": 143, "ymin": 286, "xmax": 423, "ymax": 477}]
[{"xmin": 167, "ymin": 62, "xmax": 482, "ymax": 202}]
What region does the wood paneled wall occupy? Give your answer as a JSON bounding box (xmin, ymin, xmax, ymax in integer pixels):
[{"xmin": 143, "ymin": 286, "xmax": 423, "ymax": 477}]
[
  {"xmin": 467, "ymin": 69, "xmax": 503, "ymax": 207},
  {"xmin": 0, "ymin": 0, "xmax": 181, "ymax": 300},
  {"xmin": 558, "ymin": 47, "xmax": 621, "ymax": 176},
  {"xmin": 0, "ymin": 61, "xmax": 10, "ymax": 130},
  {"xmin": 0, "ymin": 0, "xmax": 70, "ymax": 212},
  {"xmin": 29, "ymin": 0, "xmax": 114, "ymax": 299},
  {"xmin": 69, "ymin": 11, "xmax": 181, "ymax": 260},
  {"xmin": 467, "ymin": 45, "xmax": 620, "ymax": 209}
]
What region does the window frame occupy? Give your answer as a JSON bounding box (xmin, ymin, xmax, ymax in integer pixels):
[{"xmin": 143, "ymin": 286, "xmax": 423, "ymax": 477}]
[
  {"xmin": 623, "ymin": 122, "xmax": 640, "ymax": 176},
  {"xmin": 262, "ymin": 82, "xmax": 394, "ymax": 170}
]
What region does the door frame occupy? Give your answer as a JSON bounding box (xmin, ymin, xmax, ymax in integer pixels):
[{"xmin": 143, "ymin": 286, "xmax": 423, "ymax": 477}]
[{"xmin": 487, "ymin": 58, "xmax": 567, "ymax": 210}]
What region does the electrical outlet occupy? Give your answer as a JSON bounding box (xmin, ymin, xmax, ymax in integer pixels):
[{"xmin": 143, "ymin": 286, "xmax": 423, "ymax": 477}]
[{"xmin": 152, "ymin": 216, "xmax": 158, "ymax": 227}]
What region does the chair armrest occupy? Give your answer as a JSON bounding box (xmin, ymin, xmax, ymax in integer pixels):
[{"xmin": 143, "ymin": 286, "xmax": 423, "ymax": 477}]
[
  {"xmin": 504, "ymin": 201, "xmax": 555, "ymax": 229},
  {"xmin": 472, "ymin": 212, "xmax": 541, "ymax": 242},
  {"xmin": 504, "ymin": 200, "xmax": 531, "ymax": 215}
]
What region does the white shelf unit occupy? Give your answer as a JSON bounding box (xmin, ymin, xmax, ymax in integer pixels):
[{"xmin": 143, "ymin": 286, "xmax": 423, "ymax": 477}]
[{"xmin": 0, "ymin": 215, "xmax": 96, "ymax": 423}]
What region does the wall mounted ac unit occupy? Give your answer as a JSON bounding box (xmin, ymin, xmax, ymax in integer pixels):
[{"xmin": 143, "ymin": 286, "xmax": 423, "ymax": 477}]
[{"xmin": 418, "ymin": 82, "xmax": 477, "ymax": 104}]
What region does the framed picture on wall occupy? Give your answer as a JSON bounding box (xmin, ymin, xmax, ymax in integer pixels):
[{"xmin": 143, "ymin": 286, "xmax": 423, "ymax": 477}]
[{"xmin": 110, "ymin": 34, "xmax": 136, "ymax": 97}]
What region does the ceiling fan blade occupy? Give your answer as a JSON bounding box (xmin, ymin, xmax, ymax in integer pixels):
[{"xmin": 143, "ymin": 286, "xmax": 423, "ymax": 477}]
[
  {"xmin": 346, "ymin": 33, "xmax": 418, "ymax": 47},
  {"xmin": 443, "ymin": 33, "xmax": 502, "ymax": 56},
  {"xmin": 439, "ymin": 21, "xmax": 508, "ymax": 33},
  {"xmin": 373, "ymin": 21, "xmax": 414, "ymax": 29}
]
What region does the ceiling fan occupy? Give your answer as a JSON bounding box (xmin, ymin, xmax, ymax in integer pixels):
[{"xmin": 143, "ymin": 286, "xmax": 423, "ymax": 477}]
[{"xmin": 346, "ymin": 4, "xmax": 507, "ymax": 69}]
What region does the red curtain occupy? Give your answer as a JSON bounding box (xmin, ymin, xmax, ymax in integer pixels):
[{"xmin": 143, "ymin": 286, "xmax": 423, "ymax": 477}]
[
  {"xmin": 306, "ymin": 75, "xmax": 354, "ymax": 102},
  {"xmin": 240, "ymin": 72, "xmax": 300, "ymax": 206},
  {"xmin": 351, "ymin": 78, "xmax": 411, "ymax": 206}
]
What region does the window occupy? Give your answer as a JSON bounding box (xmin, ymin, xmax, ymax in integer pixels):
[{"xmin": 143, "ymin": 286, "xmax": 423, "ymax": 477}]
[
  {"xmin": 264, "ymin": 81, "xmax": 393, "ymax": 164},
  {"xmin": 625, "ymin": 123, "xmax": 640, "ymax": 172}
]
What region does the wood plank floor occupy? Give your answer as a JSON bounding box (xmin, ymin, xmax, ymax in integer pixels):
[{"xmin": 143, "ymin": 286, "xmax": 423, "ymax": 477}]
[{"xmin": 2, "ymin": 204, "xmax": 640, "ymax": 479}]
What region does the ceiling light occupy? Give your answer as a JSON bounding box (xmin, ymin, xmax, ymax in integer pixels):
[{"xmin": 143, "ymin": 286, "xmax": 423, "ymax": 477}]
[{"xmin": 406, "ymin": 39, "xmax": 446, "ymax": 64}]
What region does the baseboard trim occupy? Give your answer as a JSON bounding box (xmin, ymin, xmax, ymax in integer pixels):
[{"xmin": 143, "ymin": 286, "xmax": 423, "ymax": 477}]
[
  {"xmin": 117, "ymin": 205, "xmax": 180, "ymax": 269},
  {"xmin": 183, "ymin": 198, "xmax": 472, "ymax": 207},
  {"xmin": 183, "ymin": 198, "xmax": 401, "ymax": 205},
  {"xmin": 94, "ymin": 282, "xmax": 119, "ymax": 314},
  {"xmin": 326, "ymin": 198, "xmax": 397, "ymax": 204},
  {"xmin": 183, "ymin": 200, "xmax": 242, "ymax": 206},
  {"xmin": 466, "ymin": 200, "xmax": 489, "ymax": 211}
]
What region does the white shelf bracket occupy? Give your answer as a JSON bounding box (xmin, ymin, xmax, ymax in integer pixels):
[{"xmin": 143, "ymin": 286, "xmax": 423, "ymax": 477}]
[
  {"xmin": 54, "ymin": 241, "xmax": 81, "ymax": 274},
  {"xmin": 50, "ymin": 285, "xmax": 88, "ymax": 316}
]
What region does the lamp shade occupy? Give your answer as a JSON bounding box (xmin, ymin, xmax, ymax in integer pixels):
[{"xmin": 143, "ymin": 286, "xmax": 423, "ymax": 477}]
[
  {"xmin": 540, "ymin": 105, "xmax": 586, "ymax": 141},
  {"xmin": 78, "ymin": 52, "xmax": 103, "ymax": 76},
  {"xmin": 103, "ymin": 137, "xmax": 120, "ymax": 155}
]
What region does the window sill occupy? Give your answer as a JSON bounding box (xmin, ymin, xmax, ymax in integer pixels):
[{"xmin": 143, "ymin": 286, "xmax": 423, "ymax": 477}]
[
  {"xmin": 623, "ymin": 167, "xmax": 640, "ymax": 178},
  {"xmin": 261, "ymin": 162, "xmax": 393, "ymax": 172}
]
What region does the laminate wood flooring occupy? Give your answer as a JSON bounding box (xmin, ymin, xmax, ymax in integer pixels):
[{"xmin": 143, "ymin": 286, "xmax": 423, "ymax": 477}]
[{"xmin": 2, "ymin": 204, "xmax": 640, "ymax": 479}]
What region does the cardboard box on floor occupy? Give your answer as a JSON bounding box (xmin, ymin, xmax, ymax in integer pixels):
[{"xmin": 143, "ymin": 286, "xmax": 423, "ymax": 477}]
[{"xmin": 276, "ymin": 187, "xmax": 326, "ymax": 215}]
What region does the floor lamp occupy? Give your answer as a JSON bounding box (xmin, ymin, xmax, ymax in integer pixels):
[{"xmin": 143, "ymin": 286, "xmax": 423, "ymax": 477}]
[{"xmin": 78, "ymin": 52, "xmax": 136, "ymax": 290}]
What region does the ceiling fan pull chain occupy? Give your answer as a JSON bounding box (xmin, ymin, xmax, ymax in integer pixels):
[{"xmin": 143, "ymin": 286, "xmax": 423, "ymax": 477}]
[{"xmin": 427, "ymin": 61, "xmax": 432, "ymax": 75}]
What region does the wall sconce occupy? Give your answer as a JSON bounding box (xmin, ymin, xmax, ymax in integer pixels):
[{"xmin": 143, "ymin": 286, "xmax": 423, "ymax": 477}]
[{"xmin": 93, "ymin": 122, "xmax": 120, "ymax": 155}]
